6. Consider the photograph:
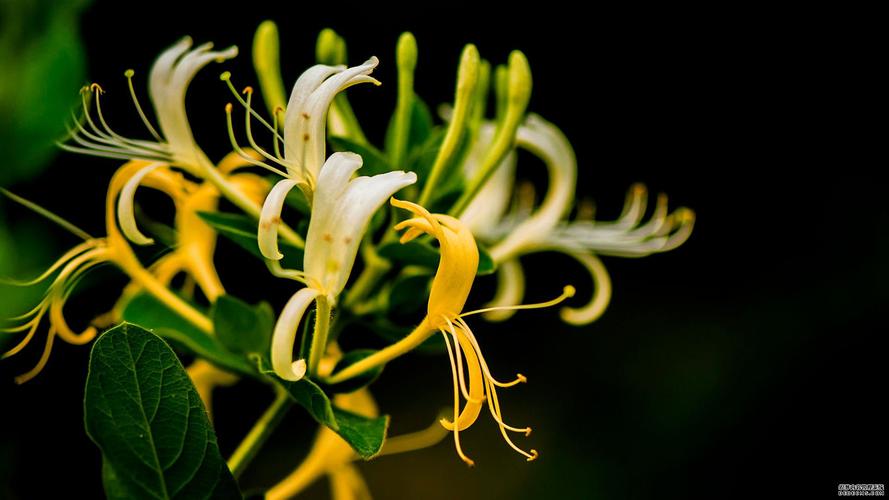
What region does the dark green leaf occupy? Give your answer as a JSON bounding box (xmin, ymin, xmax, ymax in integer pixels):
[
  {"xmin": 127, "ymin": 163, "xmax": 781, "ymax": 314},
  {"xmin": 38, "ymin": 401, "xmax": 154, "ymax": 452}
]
[
  {"xmin": 378, "ymin": 241, "xmax": 440, "ymax": 269},
  {"xmin": 121, "ymin": 292, "xmax": 255, "ymax": 376},
  {"xmin": 84, "ymin": 323, "xmax": 241, "ymax": 500},
  {"xmin": 0, "ymin": 0, "xmax": 90, "ymax": 184},
  {"xmin": 197, "ymin": 211, "xmax": 304, "ymax": 269},
  {"xmin": 212, "ymin": 295, "xmax": 274, "ymax": 356},
  {"xmin": 329, "ymin": 136, "xmax": 393, "ymax": 176},
  {"xmin": 252, "ymin": 357, "xmax": 389, "ymax": 459},
  {"xmin": 284, "ymin": 187, "xmax": 311, "ymax": 215},
  {"xmin": 389, "ymin": 272, "xmax": 431, "ymax": 313},
  {"xmin": 324, "ymin": 349, "xmax": 385, "ymax": 394},
  {"xmin": 477, "ymin": 244, "xmax": 497, "ymax": 275}
]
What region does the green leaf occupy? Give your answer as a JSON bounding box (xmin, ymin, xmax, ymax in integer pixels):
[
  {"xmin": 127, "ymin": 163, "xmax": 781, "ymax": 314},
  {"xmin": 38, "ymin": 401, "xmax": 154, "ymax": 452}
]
[
  {"xmin": 329, "ymin": 136, "xmax": 393, "ymax": 176},
  {"xmin": 121, "ymin": 292, "xmax": 255, "ymax": 376},
  {"xmin": 84, "ymin": 323, "xmax": 241, "ymax": 500},
  {"xmin": 0, "ymin": 0, "xmax": 90, "ymax": 185},
  {"xmin": 477, "ymin": 244, "xmax": 497, "ymax": 275},
  {"xmin": 378, "ymin": 240, "xmax": 495, "ymax": 276},
  {"xmin": 378, "ymin": 240, "xmax": 440, "ymax": 269},
  {"xmin": 324, "ymin": 349, "xmax": 385, "ymax": 394},
  {"xmin": 212, "ymin": 295, "xmax": 274, "ymax": 356},
  {"xmin": 253, "ymin": 357, "xmax": 389, "ymax": 459},
  {"xmin": 197, "ymin": 211, "xmax": 304, "ymax": 269},
  {"xmin": 388, "ymin": 272, "xmax": 431, "ymax": 313}
]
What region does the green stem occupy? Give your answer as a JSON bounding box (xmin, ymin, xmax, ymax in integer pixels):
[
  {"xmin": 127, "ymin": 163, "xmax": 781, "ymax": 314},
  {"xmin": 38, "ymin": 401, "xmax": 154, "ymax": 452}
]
[
  {"xmin": 307, "ymin": 295, "xmax": 331, "ymax": 376},
  {"xmin": 227, "ymin": 386, "xmax": 292, "ymax": 478}
]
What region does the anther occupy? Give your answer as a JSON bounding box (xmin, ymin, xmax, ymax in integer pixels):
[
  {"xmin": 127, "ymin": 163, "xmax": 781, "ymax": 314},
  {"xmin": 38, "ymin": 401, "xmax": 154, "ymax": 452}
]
[
  {"xmin": 90, "ymin": 83, "xmax": 104, "ymax": 94},
  {"xmin": 225, "ymin": 103, "xmax": 233, "ymax": 113},
  {"xmin": 242, "ymin": 86, "xmax": 253, "ymax": 94},
  {"xmin": 527, "ymin": 449, "xmax": 539, "ymax": 462}
]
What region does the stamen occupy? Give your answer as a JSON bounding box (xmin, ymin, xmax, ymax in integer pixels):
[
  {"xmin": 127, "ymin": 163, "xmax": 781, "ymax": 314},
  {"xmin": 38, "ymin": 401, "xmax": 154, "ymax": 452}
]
[
  {"xmin": 271, "ymin": 106, "xmax": 284, "ymax": 158},
  {"xmin": 441, "ymin": 320, "xmax": 483, "ymax": 404},
  {"xmin": 441, "ymin": 329, "xmax": 475, "ymax": 467},
  {"xmin": 14, "ymin": 327, "xmax": 56, "ymax": 384},
  {"xmin": 125, "ymin": 69, "xmax": 164, "ymax": 141},
  {"xmin": 224, "ymin": 103, "xmax": 289, "ymax": 177},
  {"xmin": 0, "ymin": 189, "xmax": 93, "ymax": 241},
  {"xmin": 458, "ymin": 285, "xmax": 575, "ymax": 318},
  {"xmin": 220, "ymin": 72, "xmax": 284, "ymax": 141},
  {"xmin": 1, "ymin": 308, "xmax": 45, "ymax": 358},
  {"xmin": 241, "ymin": 86, "xmax": 291, "ymax": 171},
  {"xmin": 0, "ymin": 239, "xmax": 98, "ymax": 286}
]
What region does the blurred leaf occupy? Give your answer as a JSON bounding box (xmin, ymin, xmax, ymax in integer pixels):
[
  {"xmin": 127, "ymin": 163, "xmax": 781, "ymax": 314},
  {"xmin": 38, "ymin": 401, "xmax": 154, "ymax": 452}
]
[
  {"xmin": 84, "ymin": 323, "xmax": 240, "ymax": 499},
  {"xmin": 329, "ymin": 136, "xmax": 393, "ymax": 176},
  {"xmin": 406, "ymin": 127, "xmax": 445, "ymax": 181},
  {"xmin": 121, "ymin": 292, "xmax": 255, "ymax": 376},
  {"xmin": 283, "ymin": 187, "xmax": 311, "ymax": 215},
  {"xmin": 212, "ymin": 295, "xmax": 274, "ymax": 356},
  {"xmin": 388, "ymin": 272, "xmax": 431, "ymax": 313},
  {"xmin": 197, "ymin": 211, "xmax": 304, "ymax": 269},
  {"xmin": 477, "ymin": 244, "xmax": 497, "ymax": 275},
  {"xmin": 378, "ymin": 240, "xmax": 439, "ymax": 269},
  {"xmin": 378, "ymin": 240, "xmax": 495, "ymax": 276},
  {"xmin": 323, "ymin": 349, "xmax": 385, "ymax": 394},
  {"xmin": 253, "ymin": 357, "xmax": 389, "ymax": 459},
  {"xmin": 0, "ymin": 0, "xmax": 90, "ymax": 185}
]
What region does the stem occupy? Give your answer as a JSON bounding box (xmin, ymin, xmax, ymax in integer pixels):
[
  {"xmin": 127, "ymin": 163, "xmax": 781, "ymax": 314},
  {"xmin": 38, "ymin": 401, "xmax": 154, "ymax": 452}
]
[
  {"xmin": 227, "ymin": 386, "xmax": 292, "ymax": 478},
  {"xmin": 325, "ymin": 318, "xmax": 434, "ymax": 384},
  {"xmin": 307, "ymin": 295, "xmax": 331, "ymax": 376}
]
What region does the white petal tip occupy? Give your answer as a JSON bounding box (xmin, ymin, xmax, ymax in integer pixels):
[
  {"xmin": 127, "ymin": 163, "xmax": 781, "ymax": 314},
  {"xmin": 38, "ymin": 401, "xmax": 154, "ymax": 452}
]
[{"xmin": 282, "ymin": 359, "xmax": 307, "ymax": 381}]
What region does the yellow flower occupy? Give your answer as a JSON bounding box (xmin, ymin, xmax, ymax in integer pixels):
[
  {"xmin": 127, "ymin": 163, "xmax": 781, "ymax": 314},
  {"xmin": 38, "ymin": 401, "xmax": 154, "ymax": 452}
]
[
  {"xmin": 328, "ymin": 198, "xmax": 574, "ymax": 465},
  {"xmin": 1, "ymin": 152, "xmax": 261, "ymax": 383}
]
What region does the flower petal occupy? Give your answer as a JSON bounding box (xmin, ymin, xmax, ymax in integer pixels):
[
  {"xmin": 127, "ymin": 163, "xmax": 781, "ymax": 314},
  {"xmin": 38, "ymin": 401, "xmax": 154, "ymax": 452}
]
[
  {"xmin": 304, "ymin": 152, "xmax": 416, "ymax": 298},
  {"xmin": 117, "ymin": 162, "xmax": 166, "ymax": 245},
  {"xmin": 272, "ymin": 287, "xmax": 321, "ymax": 381},
  {"xmin": 259, "ymin": 179, "xmax": 299, "ymax": 260},
  {"xmin": 558, "ymin": 251, "xmax": 612, "ymax": 325}
]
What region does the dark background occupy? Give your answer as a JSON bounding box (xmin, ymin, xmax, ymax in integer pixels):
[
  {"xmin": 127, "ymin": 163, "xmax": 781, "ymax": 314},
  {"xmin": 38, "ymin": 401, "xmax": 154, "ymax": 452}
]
[{"xmin": 1, "ymin": 2, "xmax": 885, "ymax": 499}]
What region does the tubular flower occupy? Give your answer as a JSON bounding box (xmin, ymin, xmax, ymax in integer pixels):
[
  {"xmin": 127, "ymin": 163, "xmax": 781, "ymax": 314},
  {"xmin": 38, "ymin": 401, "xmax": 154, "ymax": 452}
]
[
  {"xmin": 232, "ymin": 57, "xmax": 381, "ymax": 252},
  {"xmin": 62, "ymin": 36, "xmax": 236, "ymax": 172},
  {"xmin": 460, "ymin": 114, "xmax": 695, "ymax": 324},
  {"xmin": 327, "ymin": 199, "xmax": 574, "ymax": 465},
  {"xmin": 2, "ymin": 161, "xmax": 213, "ymax": 383},
  {"xmin": 268, "ymin": 152, "xmax": 416, "ymax": 381}
]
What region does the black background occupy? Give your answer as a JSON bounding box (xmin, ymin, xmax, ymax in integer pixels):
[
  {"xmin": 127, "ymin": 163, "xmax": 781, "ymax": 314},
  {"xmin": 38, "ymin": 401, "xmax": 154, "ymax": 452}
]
[{"xmin": 1, "ymin": 2, "xmax": 885, "ymax": 499}]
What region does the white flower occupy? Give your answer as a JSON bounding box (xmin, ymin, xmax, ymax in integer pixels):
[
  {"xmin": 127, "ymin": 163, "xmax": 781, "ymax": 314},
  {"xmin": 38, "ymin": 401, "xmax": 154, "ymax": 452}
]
[
  {"xmin": 61, "ymin": 37, "xmax": 238, "ymax": 246},
  {"xmin": 461, "ymin": 114, "xmax": 694, "ymax": 325},
  {"xmin": 282, "ymin": 58, "xmax": 380, "ymax": 187},
  {"xmin": 267, "ymin": 152, "xmax": 416, "ymax": 380}
]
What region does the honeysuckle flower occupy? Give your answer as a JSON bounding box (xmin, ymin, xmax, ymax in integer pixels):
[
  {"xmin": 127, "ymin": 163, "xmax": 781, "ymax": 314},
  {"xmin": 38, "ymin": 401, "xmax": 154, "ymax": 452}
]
[
  {"xmin": 268, "ymin": 152, "xmax": 416, "ymax": 381},
  {"xmin": 327, "ymin": 199, "xmax": 574, "ymax": 465},
  {"xmin": 460, "ymin": 113, "xmax": 695, "ymax": 324},
  {"xmin": 0, "ymin": 158, "xmax": 241, "ymax": 383},
  {"xmin": 62, "ymin": 36, "xmax": 236, "ymax": 172}
]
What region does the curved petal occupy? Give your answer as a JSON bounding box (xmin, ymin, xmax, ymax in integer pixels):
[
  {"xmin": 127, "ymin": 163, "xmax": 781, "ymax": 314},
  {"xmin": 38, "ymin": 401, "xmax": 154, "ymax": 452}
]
[
  {"xmin": 285, "ymin": 58, "xmax": 380, "ymax": 181},
  {"xmin": 460, "ymin": 123, "xmax": 517, "ymax": 238},
  {"xmin": 149, "ymin": 37, "xmax": 237, "ymax": 167},
  {"xmin": 259, "ymin": 179, "xmax": 299, "ymax": 260},
  {"xmin": 305, "ymin": 152, "xmax": 416, "ymax": 297},
  {"xmin": 117, "ymin": 162, "xmax": 166, "ymax": 245},
  {"xmin": 490, "ymin": 114, "xmax": 577, "ymax": 262},
  {"xmin": 272, "ymin": 288, "xmax": 321, "ymax": 381},
  {"xmin": 558, "ymin": 251, "xmax": 612, "ymax": 325}
]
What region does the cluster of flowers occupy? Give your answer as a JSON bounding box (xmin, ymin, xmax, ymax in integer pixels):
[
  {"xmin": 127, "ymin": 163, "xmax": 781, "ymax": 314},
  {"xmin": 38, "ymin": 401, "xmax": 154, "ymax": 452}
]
[{"xmin": 2, "ymin": 21, "xmax": 693, "ymax": 498}]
